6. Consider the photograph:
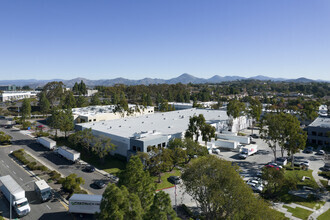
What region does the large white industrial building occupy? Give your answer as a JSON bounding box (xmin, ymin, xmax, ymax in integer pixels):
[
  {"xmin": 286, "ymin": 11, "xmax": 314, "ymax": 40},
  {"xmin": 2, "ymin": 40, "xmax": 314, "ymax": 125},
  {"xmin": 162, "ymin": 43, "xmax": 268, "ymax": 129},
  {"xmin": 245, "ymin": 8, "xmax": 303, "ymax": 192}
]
[
  {"xmin": 0, "ymin": 91, "xmax": 38, "ymax": 102},
  {"xmin": 72, "ymin": 104, "xmax": 154, "ymax": 123},
  {"xmin": 76, "ymin": 108, "xmax": 250, "ymax": 158}
]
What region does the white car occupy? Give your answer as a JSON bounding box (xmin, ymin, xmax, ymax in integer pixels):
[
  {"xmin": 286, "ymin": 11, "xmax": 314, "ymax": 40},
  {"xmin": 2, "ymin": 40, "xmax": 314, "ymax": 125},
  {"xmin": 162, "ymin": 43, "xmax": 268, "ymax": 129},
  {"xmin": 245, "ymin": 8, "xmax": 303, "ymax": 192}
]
[
  {"xmin": 301, "ymin": 160, "xmax": 310, "ymax": 167},
  {"xmin": 247, "ymin": 181, "xmax": 263, "ymax": 193}
]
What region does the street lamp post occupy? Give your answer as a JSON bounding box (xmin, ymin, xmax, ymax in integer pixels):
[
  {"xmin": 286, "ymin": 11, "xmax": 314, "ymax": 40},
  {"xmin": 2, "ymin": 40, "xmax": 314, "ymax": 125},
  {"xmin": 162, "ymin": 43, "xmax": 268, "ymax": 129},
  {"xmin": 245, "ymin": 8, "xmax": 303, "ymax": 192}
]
[{"xmin": 9, "ymin": 180, "xmax": 34, "ymax": 220}]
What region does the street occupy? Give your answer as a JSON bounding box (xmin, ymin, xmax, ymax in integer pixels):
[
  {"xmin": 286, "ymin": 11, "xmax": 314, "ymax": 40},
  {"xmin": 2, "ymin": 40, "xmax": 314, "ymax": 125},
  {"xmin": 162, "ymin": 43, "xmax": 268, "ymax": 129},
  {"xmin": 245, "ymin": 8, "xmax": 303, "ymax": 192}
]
[
  {"xmin": 0, "ymin": 125, "xmax": 109, "ymax": 195},
  {"xmin": 0, "ymin": 145, "xmax": 71, "ymax": 220}
]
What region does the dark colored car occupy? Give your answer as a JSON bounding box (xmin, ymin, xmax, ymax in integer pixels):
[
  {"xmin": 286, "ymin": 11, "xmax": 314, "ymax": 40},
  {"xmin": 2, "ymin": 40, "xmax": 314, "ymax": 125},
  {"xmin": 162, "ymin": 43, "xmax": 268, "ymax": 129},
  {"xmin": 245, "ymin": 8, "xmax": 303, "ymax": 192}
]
[
  {"xmin": 250, "ymin": 134, "xmax": 259, "ymax": 139},
  {"xmin": 84, "ymin": 165, "xmax": 95, "ymax": 173},
  {"xmin": 303, "ymin": 147, "xmax": 313, "ymax": 154},
  {"xmin": 168, "ymin": 176, "xmax": 182, "ymax": 185},
  {"xmin": 94, "ymin": 180, "xmax": 106, "ymax": 189}
]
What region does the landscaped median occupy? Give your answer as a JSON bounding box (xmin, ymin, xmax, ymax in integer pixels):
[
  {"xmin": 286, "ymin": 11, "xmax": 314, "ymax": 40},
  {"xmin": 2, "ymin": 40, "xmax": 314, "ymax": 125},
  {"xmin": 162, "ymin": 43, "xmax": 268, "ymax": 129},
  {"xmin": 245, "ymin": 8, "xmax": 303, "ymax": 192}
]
[{"xmin": 11, "ymin": 149, "xmax": 87, "ymax": 199}]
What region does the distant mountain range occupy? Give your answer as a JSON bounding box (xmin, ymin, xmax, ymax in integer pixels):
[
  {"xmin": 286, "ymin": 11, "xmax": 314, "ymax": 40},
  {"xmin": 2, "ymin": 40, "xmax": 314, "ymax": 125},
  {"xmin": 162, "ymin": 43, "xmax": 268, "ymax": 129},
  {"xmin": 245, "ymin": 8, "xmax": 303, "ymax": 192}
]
[{"xmin": 0, "ymin": 74, "xmax": 326, "ymax": 88}]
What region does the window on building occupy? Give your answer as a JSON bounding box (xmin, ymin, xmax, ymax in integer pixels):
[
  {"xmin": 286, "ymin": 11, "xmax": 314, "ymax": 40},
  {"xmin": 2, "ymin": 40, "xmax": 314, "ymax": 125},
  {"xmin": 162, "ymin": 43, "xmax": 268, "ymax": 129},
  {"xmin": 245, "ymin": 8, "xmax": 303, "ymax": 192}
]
[
  {"xmin": 318, "ymin": 140, "xmax": 323, "ymax": 145},
  {"xmin": 133, "ymin": 146, "xmax": 137, "ymax": 151},
  {"xmin": 312, "ymin": 139, "xmax": 316, "ymax": 144},
  {"xmin": 137, "ymin": 147, "xmax": 141, "ymax": 152},
  {"xmin": 89, "ymin": 119, "xmax": 92, "ymax": 122},
  {"xmin": 93, "ymin": 119, "xmax": 96, "ymax": 121},
  {"xmin": 162, "ymin": 142, "xmax": 166, "ymax": 147},
  {"xmin": 311, "ymin": 131, "xmax": 317, "ymax": 136}
]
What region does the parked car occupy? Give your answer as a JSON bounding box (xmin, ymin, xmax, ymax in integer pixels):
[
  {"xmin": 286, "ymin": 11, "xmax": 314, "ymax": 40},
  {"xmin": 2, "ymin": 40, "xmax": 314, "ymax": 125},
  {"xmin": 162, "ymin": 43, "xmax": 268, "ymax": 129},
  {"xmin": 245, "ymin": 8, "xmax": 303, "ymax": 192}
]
[
  {"xmin": 301, "ymin": 160, "xmax": 310, "ymax": 167},
  {"xmin": 303, "ymin": 146, "xmax": 314, "ymax": 154},
  {"xmin": 246, "ymin": 181, "xmax": 263, "ymax": 193},
  {"xmin": 316, "ymin": 150, "xmax": 325, "ymax": 155},
  {"xmin": 267, "ymin": 162, "xmax": 283, "ymax": 169},
  {"xmin": 168, "ymin": 176, "xmax": 182, "ymax": 185},
  {"xmin": 109, "ymin": 175, "xmax": 119, "ymax": 183},
  {"xmin": 84, "ymin": 165, "xmax": 95, "ymax": 173},
  {"xmin": 93, "ymin": 180, "xmax": 106, "ymax": 189},
  {"xmin": 212, "ymin": 148, "xmax": 221, "ymax": 154},
  {"xmin": 250, "ymin": 134, "xmax": 259, "ymax": 139},
  {"xmin": 275, "ymin": 157, "xmax": 288, "ymax": 166}
]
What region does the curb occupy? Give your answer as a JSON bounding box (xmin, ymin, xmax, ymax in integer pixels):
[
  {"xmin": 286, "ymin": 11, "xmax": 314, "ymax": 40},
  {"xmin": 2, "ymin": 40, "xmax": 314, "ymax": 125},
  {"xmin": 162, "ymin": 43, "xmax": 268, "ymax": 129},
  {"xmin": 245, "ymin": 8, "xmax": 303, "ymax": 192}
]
[{"xmin": 156, "ymin": 185, "xmax": 175, "ymax": 191}]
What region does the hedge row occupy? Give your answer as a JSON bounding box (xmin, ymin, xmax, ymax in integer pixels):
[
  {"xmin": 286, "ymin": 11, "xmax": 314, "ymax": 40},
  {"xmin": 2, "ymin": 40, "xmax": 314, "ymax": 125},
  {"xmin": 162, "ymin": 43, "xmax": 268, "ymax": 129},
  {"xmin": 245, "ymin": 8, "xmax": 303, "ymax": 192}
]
[{"xmin": 12, "ymin": 149, "xmax": 49, "ymax": 172}]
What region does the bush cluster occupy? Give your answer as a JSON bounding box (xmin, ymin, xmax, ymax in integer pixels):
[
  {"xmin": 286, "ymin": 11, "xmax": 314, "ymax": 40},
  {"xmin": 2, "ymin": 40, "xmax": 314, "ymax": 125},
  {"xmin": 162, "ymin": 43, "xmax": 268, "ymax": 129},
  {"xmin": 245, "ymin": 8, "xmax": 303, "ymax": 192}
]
[
  {"xmin": 49, "ymin": 170, "xmax": 62, "ymax": 182},
  {"xmin": 12, "ymin": 149, "xmax": 49, "ymax": 172}
]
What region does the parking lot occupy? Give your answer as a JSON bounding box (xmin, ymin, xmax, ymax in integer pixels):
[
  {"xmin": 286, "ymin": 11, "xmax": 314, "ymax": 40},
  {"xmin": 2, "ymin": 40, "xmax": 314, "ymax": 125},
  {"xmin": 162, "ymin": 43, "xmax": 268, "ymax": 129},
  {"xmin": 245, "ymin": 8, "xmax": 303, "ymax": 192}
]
[{"xmin": 214, "ymin": 128, "xmax": 327, "ymax": 180}]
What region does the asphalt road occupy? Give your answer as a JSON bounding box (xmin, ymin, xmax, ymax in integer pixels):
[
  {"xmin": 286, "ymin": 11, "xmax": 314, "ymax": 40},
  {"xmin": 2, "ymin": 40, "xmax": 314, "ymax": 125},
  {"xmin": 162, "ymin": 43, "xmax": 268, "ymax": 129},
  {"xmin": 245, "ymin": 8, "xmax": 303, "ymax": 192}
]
[
  {"xmin": 0, "ymin": 124, "xmax": 108, "ymax": 195},
  {"xmin": 0, "ymin": 146, "xmax": 72, "ymax": 220}
]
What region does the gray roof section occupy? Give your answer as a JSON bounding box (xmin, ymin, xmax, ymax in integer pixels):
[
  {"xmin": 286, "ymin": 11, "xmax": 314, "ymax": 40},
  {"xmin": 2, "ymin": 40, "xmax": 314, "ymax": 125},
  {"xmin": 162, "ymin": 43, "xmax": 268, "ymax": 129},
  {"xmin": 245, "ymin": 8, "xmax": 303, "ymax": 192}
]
[
  {"xmin": 79, "ymin": 108, "xmax": 229, "ymax": 139},
  {"xmin": 308, "ymin": 117, "xmax": 330, "ymax": 128}
]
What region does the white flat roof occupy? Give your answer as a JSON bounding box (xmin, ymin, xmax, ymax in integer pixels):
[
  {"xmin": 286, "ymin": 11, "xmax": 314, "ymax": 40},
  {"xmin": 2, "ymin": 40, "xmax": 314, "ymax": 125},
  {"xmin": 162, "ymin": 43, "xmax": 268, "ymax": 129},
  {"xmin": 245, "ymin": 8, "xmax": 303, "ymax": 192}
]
[
  {"xmin": 35, "ymin": 180, "xmax": 50, "ymax": 191},
  {"xmin": 72, "ymin": 104, "xmax": 153, "ymax": 117},
  {"xmin": 79, "ymin": 108, "xmax": 229, "ymax": 139}
]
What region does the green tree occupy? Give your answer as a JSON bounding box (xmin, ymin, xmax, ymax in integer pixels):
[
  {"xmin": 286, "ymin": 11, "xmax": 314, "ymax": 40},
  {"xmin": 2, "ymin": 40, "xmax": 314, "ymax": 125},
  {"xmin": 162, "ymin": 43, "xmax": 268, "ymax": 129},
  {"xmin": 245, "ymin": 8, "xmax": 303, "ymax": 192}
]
[
  {"xmin": 63, "ymin": 91, "xmax": 76, "ymax": 109},
  {"xmin": 227, "ymin": 99, "xmax": 246, "ymax": 132},
  {"xmin": 43, "ymin": 81, "xmax": 64, "ymax": 107},
  {"xmin": 99, "ymin": 184, "xmax": 143, "ymax": 220},
  {"xmin": 182, "ymin": 155, "xmax": 286, "ymax": 220},
  {"xmin": 0, "ymin": 131, "xmax": 12, "ymax": 145},
  {"xmin": 39, "ymin": 92, "xmax": 50, "ymax": 117},
  {"xmin": 21, "ymin": 98, "xmax": 31, "ymax": 122},
  {"xmin": 184, "ymin": 138, "xmax": 209, "ymax": 163},
  {"xmin": 283, "ymin": 115, "xmax": 307, "ymax": 167},
  {"xmin": 68, "ymin": 128, "xmax": 94, "ymax": 151},
  {"xmin": 260, "ymin": 113, "xmax": 283, "ymax": 161},
  {"xmin": 92, "ymin": 135, "xmax": 116, "ymax": 163},
  {"xmin": 185, "ymin": 114, "xmax": 206, "ymax": 142},
  {"xmin": 62, "ymin": 173, "xmax": 85, "ymax": 193},
  {"xmin": 49, "ymin": 107, "xmax": 62, "ymax": 138},
  {"xmin": 76, "ymin": 95, "xmax": 88, "ymax": 107},
  {"xmin": 78, "ymin": 80, "xmax": 87, "ymax": 95},
  {"xmin": 59, "ymin": 108, "xmax": 74, "ymax": 138},
  {"xmin": 72, "ymin": 82, "xmax": 79, "ymax": 95},
  {"xmin": 145, "ymin": 191, "xmax": 178, "ymax": 220},
  {"xmin": 119, "ymin": 156, "xmax": 156, "ymax": 212},
  {"xmin": 201, "ymin": 124, "xmax": 216, "ymax": 145},
  {"xmin": 91, "ymin": 93, "xmax": 101, "ymax": 106},
  {"xmin": 247, "ymin": 97, "xmax": 262, "ymax": 134},
  {"xmin": 262, "ymin": 167, "xmax": 286, "ymax": 198}
]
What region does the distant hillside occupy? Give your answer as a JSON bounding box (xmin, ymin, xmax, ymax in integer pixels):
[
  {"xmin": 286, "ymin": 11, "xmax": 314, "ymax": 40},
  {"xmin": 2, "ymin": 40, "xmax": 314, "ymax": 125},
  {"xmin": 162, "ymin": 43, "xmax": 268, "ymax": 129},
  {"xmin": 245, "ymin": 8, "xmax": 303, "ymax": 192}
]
[{"xmin": 0, "ymin": 74, "xmax": 326, "ymax": 88}]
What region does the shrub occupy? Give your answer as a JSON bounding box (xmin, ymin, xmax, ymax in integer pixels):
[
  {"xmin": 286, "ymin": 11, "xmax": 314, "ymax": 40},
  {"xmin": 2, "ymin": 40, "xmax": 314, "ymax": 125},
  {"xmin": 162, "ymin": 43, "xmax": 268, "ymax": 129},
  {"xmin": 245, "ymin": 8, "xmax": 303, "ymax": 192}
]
[
  {"xmin": 22, "ymin": 121, "xmax": 32, "ymax": 130},
  {"xmin": 38, "ymin": 165, "xmax": 49, "ymax": 172},
  {"xmin": 27, "ymin": 162, "xmax": 37, "ymax": 170}
]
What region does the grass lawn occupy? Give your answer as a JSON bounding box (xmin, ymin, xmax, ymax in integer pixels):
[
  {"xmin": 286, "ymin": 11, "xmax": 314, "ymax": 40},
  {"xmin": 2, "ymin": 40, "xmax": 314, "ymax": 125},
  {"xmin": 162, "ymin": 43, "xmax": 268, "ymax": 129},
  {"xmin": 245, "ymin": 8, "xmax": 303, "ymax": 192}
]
[
  {"xmin": 56, "ymin": 137, "xmax": 126, "ymax": 175},
  {"xmin": 284, "ymin": 169, "xmax": 319, "ymax": 189},
  {"xmin": 283, "ymin": 205, "xmax": 313, "ymax": 220},
  {"xmin": 296, "ymin": 200, "xmax": 325, "ymax": 210},
  {"xmin": 317, "ymin": 208, "xmax": 330, "ymax": 220},
  {"xmin": 153, "ymin": 169, "xmax": 181, "ymax": 190}
]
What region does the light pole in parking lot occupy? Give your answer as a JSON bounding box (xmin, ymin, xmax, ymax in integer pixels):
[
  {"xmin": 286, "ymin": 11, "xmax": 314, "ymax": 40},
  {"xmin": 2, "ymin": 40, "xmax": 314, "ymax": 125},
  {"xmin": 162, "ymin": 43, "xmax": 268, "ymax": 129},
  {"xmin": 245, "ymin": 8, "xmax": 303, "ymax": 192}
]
[{"xmin": 9, "ymin": 180, "xmax": 35, "ymax": 220}]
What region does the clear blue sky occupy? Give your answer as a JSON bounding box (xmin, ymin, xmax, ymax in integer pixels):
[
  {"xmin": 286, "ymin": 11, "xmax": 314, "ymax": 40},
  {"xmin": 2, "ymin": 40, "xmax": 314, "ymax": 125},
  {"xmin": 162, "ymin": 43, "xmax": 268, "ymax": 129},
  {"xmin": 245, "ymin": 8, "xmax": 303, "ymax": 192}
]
[{"xmin": 0, "ymin": 0, "xmax": 329, "ymax": 80}]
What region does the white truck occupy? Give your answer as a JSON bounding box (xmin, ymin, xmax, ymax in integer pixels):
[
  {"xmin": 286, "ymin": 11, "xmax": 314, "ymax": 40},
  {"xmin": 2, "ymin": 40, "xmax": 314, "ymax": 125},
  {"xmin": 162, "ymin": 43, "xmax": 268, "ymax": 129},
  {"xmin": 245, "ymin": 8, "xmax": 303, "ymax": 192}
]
[
  {"xmin": 34, "ymin": 180, "xmax": 52, "ymax": 202},
  {"xmin": 69, "ymin": 194, "xmax": 102, "ymax": 214},
  {"xmin": 239, "ymin": 144, "xmax": 258, "ymax": 159},
  {"xmin": 217, "ymin": 134, "xmax": 250, "ymax": 145},
  {"xmin": 37, "ymin": 137, "xmax": 56, "ymax": 150},
  {"xmin": 0, "ymin": 175, "xmax": 31, "ymax": 217},
  {"xmin": 213, "ymin": 139, "xmax": 239, "ymax": 150},
  {"xmin": 56, "ymin": 146, "xmax": 80, "ymax": 163}
]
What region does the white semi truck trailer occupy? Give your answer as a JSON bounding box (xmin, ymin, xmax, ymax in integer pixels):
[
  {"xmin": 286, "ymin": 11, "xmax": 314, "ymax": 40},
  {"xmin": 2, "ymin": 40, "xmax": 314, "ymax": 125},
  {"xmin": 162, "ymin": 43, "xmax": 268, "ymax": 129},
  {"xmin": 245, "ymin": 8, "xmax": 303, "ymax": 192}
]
[{"xmin": 0, "ymin": 175, "xmax": 31, "ymax": 217}]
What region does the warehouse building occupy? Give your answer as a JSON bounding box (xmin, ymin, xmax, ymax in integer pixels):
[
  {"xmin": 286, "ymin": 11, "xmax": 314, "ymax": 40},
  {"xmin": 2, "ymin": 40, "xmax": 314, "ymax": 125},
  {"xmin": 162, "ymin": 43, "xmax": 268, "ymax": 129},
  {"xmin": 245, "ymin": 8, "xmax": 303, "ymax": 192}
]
[
  {"xmin": 76, "ymin": 108, "xmax": 250, "ymax": 158},
  {"xmin": 72, "ymin": 104, "xmax": 154, "ymax": 123},
  {"xmin": 0, "ymin": 91, "xmax": 37, "ymax": 102},
  {"xmin": 307, "ymin": 117, "xmax": 330, "ymax": 147}
]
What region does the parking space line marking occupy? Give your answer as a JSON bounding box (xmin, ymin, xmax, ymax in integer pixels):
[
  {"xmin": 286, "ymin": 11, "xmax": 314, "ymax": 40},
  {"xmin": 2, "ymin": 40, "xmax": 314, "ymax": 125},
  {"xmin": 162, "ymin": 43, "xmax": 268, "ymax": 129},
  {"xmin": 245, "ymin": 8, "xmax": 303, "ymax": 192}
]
[
  {"xmin": 59, "ymin": 201, "xmax": 68, "ymax": 210},
  {"xmin": 20, "ymin": 177, "xmax": 23, "ymax": 181},
  {"xmin": 46, "ymin": 205, "xmax": 51, "ymax": 210},
  {"xmin": 1, "ymin": 160, "xmax": 4, "ymax": 163},
  {"xmin": 12, "ymin": 171, "xmax": 16, "ymax": 174},
  {"xmin": 5, "ymin": 165, "xmax": 9, "ymax": 168}
]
